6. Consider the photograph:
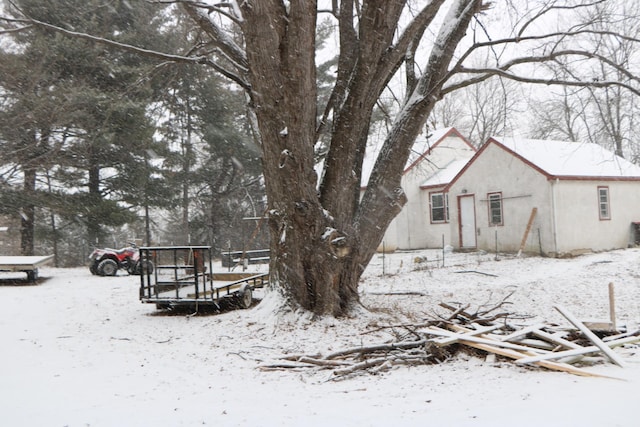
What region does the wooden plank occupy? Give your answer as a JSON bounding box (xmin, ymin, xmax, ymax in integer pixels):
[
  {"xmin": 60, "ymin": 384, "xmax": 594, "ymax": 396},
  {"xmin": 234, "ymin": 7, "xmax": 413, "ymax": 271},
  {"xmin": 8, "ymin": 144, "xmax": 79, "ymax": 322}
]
[
  {"xmin": 517, "ymin": 338, "xmax": 557, "ymax": 351},
  {"xmin": 517, "ymin": 207, "xmax": 537, "ymax": 257},
  {"xmin": 497, "ymin": 323, "xmax": 546, "ymax": 342},
  {"xmin": 531, "ymin": 329, "xmax": 582, "ymax": 350},
  {"xmin": 427, "ymin": 327, "xmax": 549, "ymax": 354},
  {"xmin": 554, "ymin": 304, "xmax": 627, "ymax": 367},
  {"xmin": 582, "ymin": 283, "xmax": 617, "ymax": 332},
  {"xmin": 582, "ymin": 321, "xmax": 615, "ymax": 331},
  {"xmin": 462, "ymin": 340, "xmax": 621, "ymax": 379},
  {"xmin": 603, "ymin": 329, "xmax": 640, "ymax": 342},
  {"xmin": 432, "ymin": 324, "xmax": 502, "ymax": 346},
  {"xmin": 516, "ymin": 335, "xmax": 640, "ymax": 365},
  {"xmin": 447, "ymin": 325, "xmax": 619, "ymax": 379},
  {"xmin": 0, "ymin": 255, "xmax": 54, "ymax": 271}
]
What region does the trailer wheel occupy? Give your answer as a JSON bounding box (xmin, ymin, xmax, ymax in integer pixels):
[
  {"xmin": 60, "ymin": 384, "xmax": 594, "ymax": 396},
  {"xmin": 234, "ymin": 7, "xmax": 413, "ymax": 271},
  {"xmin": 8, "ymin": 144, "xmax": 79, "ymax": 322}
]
[
  {"xmin": 98, "ymin": 259, "xmax": 118, "ymax": 276},
  {"xmin": 238, "ymin": 286, "xmax": 253, "ymax": 309},
  {"xmin": 139, "ymin": 260, "xmax": 154, "ymax": 275}
]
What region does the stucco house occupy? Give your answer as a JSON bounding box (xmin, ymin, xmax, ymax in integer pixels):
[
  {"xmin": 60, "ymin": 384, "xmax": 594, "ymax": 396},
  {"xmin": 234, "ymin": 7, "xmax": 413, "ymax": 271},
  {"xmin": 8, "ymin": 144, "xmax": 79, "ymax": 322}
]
[
  {"xmin": 444, "ymin": 136, "xmax": 640, "ymax": 256},
  {"xmin": 361, "ymin": 127, "xmax": 476, "ymax": 250}
]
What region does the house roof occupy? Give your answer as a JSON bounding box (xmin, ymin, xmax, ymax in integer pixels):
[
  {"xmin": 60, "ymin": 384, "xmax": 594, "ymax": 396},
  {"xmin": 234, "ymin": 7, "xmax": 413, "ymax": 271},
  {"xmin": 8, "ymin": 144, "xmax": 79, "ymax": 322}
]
[
  {"xmin": 445, "ymin": 136, "xmax": 640, "ymax": 191},
  {"xmin": 491, "ymin": 137, "xmax": 640, "ymax": 179},
  {"xmin": 420, "ymin": 158, "xmax": 471, "ymax": 189},
  {"xmin": 360, "ymin": 127, "xmax": 473, "ymax": 188}
]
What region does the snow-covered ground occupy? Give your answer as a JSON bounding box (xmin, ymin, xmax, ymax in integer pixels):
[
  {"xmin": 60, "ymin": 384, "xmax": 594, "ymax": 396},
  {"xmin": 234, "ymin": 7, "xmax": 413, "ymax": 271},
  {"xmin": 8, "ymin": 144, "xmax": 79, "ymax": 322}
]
[{"xmin": 1, "ymin": 248, "xmax": 639, "ymax": 426}]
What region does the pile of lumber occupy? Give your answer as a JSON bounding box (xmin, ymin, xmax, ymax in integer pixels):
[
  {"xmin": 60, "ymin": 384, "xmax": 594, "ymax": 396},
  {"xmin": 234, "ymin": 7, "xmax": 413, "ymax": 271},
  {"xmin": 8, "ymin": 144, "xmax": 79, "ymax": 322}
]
[
  {"xmin": 261, "ymin": 299, "xmax": 639, "ymax": 379},
  {"xmin": 425, "ymin": 302, "xmax": 639, "ymax": 378}
]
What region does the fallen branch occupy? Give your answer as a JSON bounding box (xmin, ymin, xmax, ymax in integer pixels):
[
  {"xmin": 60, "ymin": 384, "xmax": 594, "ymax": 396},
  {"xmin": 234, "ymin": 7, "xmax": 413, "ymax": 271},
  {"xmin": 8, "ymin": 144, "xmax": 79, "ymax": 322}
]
[
  {"xmin": 297, "ymin": 356, "xmax": 351, "ymax": 367},
  {"xmin": 455, "ymin": 270, "xmax": 498, "ymax": 277},
  {"xmin": 325, "ymin": 339, "xmax": 428, "ymax": 360},
  {"xmin": 332, "ymin": 357, "xmax": 395, "ymax": 376},
  {"xmin": 367, "ymin": 291, "xmax": 428, "ymax": 296}
]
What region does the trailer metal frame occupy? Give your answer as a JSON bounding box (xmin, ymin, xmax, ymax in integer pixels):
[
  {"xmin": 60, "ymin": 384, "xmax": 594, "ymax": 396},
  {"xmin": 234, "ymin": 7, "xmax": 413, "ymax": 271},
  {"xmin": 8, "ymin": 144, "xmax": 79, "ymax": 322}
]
[{"xmin": 138, "ymin": 246, "xmax": 268, "ymax": 309}]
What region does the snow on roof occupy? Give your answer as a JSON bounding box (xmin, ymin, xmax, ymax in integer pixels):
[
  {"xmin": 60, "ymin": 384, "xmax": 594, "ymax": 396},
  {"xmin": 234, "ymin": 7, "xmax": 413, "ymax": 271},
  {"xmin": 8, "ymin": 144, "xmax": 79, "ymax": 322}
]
[
  {"xmin": 492, "ymin": 137, "xmax": 640, "ymax": 178},
  {"xmin": 361, "ymin": 127, "xmax": 455, "ymax": 187},
  {"xmin": 420, "ymin": 158, "xmax": 470, "ymax": 189}
]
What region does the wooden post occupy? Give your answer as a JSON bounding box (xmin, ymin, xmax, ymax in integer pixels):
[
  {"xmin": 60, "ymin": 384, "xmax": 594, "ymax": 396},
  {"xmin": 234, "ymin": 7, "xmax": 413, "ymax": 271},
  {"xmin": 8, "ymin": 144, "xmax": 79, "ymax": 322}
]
[
  {"xmin": 609, "ymin": 282, "xmax": 616, "ymax": 330},
  {"xmin": 517, "ymin": 207, "xmax": 538, "ymax": 257}
]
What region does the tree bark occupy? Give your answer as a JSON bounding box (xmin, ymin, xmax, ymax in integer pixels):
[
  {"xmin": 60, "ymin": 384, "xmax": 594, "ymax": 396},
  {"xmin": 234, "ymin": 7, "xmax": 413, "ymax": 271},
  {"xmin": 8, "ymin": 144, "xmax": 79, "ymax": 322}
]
[
  {"xmin": 235, "ymin": 0, "xmax": 482, "ymax": 316},
  {"xmin": 21, "ymin": 165, "xmax": 36, "ymax": 256},
  {"xmin": 87, "ymin": 158, "xmax": 101, "ymax": 247}
]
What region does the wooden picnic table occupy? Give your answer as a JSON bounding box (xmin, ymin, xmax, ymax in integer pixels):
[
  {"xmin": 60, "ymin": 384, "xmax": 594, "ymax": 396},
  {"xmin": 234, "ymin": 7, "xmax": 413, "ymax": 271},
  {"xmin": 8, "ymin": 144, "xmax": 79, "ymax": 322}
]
[{"xmin": 0, "ymin": 255, "xmax": 54, "ymax": 281}]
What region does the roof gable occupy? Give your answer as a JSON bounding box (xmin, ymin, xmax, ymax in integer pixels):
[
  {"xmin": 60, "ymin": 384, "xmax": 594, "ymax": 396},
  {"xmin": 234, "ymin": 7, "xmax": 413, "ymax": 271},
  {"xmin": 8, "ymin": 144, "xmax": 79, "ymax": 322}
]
[{"xmin": 361, "ymin": 127, "xmax": 475, "ymax": 188}]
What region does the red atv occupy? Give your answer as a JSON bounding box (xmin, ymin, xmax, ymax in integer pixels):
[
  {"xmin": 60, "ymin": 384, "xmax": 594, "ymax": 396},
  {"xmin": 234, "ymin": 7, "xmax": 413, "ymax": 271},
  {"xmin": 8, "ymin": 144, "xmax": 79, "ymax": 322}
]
[{"xmin": 89, "ymin": 243, "xmax": 154, "ymax": 276}]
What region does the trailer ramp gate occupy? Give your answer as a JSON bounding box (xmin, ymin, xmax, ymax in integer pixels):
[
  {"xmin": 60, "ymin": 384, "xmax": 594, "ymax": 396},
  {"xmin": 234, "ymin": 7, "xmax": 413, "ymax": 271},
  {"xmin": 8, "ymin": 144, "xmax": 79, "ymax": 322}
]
[{"xmin": 138, "ymin": 246, "xmax": 268, "ymax": 309}]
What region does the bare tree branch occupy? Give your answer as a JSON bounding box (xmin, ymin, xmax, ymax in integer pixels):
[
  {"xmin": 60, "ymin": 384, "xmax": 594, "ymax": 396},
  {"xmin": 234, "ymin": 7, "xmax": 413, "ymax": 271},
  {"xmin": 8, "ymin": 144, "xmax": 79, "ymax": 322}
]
[
  {"xmin": 443, "ymin": 48, "xmax": 640, "ymax": 97},
  {"xmin": 150, "ymin": 0, "xmax": 242, "ymax": 25},
  {"xmin": 518, "ymin": 0, "xmax": 608, "ymax": 38},
  {"xmin": 180, "ymin": 1, "xmax": 248, "ymax": 69},
  {"xmin": 448, "ymin": 29, "xmax": 640, "ymax": 86},
  {"xmin": 0, "ymin": 24, "xmax": 32, "ymax": 34}
]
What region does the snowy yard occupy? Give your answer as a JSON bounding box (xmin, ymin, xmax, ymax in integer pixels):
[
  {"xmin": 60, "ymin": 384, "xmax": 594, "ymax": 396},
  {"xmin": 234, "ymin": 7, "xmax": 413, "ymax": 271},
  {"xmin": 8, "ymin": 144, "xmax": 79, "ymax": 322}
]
[{"xmin": 1, "ymin": 248, "xmax": 639, "ymax": 426}]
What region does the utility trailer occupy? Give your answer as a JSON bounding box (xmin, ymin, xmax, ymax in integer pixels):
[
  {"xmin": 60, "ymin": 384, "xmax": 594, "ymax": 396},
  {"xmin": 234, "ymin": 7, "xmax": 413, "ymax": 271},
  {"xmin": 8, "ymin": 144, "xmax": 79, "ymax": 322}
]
[
  {"xmin": 138, "ymin": 246, "xmax": 268, "ymax": 310},
  {"xmin": 0, "ymin": 255, "xmax": 54, "ymax": 281}
]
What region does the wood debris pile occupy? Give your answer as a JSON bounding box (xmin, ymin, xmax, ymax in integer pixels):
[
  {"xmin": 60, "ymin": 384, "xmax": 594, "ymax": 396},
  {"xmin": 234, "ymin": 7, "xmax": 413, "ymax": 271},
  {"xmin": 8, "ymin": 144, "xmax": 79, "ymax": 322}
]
[{"xmin": 261, "ymin": 298, "xmax": 640, "ymax": 380}]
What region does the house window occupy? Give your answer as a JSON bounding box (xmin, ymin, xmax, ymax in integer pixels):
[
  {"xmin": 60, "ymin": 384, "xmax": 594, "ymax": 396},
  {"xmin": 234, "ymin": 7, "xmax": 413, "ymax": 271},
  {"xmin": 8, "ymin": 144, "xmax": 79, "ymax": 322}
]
[
  {"xmin": 598, "ymin": 186, "xmax": 610, "ymax": 220},
  {"xmin": 430, "ymin": 192, "xmax": 449, "ymax": 223},
  {"xmin": 488, "ymin": 192, "xmax": 503, "ymax": 226}
]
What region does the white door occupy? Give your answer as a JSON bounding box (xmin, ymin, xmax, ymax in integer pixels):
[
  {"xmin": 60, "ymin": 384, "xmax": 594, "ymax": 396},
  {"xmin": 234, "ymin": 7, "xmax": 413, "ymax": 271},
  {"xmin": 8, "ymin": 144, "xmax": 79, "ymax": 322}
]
[{"xmin": 458, "ymin": 195, "xmax": 476, "ymax": 248}]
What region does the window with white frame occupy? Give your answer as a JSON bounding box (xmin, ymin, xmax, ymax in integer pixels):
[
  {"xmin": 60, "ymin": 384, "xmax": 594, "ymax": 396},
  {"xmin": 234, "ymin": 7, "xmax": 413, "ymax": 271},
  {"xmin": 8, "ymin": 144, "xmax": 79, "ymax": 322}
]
[
  {"xmin": 488, "ymin": 192, "xmax": 503, "ymax": 226},
  {"xmin": 430, "ymin": 192, "xmax": 448, "ymax": 223},
  {"xmin": 598, "ymin": 186, "xmax": 610, "ymax": 220}
]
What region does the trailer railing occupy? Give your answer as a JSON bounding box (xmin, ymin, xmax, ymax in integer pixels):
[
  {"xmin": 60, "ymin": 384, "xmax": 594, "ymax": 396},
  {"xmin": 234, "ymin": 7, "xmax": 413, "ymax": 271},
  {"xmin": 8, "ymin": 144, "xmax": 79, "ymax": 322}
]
[{"xmin": 139, "ymin": 245, "xmax": 268, "ymax": 309}]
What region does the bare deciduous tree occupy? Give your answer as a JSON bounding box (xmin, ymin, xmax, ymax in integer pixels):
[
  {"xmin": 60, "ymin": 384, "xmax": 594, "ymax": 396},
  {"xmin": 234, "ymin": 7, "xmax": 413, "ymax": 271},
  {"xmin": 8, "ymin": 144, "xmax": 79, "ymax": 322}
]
[
  {"xmin": 528, "ymin": 1, "xmax": 640, "ymax": 159},
  {"xmin": 4, "ymin": 1, "xmax": 640, "ymax": 316}
]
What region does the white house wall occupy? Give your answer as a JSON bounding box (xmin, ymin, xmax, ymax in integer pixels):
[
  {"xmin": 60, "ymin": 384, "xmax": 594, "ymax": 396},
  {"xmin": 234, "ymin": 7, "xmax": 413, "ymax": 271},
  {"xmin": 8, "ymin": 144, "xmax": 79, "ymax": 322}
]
[
  {"xmin": 447, "ymin": 141, "xmax": 640, "ymax": 255},
  {"xmin": 552, "ymin": 180, "xmax": 640, "ymax": 254},
  {"xmin": 447, "ymin": 143, "xmax": 556, "ymax": 254},
  {"xmin": 388, "ymin": 135, "xmax": 475, "ymax": 250}
]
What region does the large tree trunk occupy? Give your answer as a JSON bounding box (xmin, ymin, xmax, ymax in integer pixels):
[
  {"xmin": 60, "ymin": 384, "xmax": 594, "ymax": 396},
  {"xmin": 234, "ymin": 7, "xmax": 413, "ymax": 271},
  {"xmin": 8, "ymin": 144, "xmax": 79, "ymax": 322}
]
[
  {"xmin": 237, "ymin": 0, "xmax": 480, "ymax": 316},
  {"xmin": 238, "ymin": 1, "xmax": 402, "ymax": 315},
  {"xmin": 241, "ymin": 1, "xmax": 343, "ymax": 314},
  {"xmin": 87, "ymin": 161, "xmax": 101, "ymax": 246},
  {"xmin": 20, "ymin": 165, "xmax": 36, "ymax": 256}
]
